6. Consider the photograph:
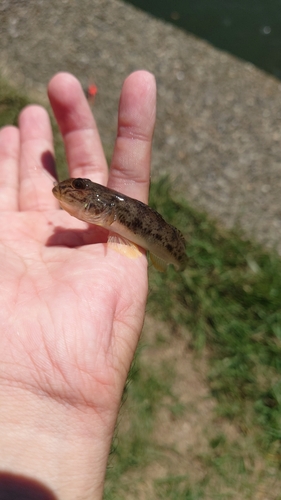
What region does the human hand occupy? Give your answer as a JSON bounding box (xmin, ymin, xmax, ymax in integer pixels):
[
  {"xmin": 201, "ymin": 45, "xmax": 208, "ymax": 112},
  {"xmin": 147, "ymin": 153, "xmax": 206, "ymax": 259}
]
[{"xmin": 0, "ymin": 71, "xmax": 156, "ymax": 499}]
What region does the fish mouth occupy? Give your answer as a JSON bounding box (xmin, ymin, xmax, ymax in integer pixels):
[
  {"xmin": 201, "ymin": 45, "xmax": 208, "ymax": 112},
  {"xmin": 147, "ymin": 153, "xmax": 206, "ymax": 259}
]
[
  {"xmin": 52, "ymin": 183, "xmax": 83, "ymax": 214},
  {"xmin": 52, "ymin": 183, "xmax": 62, "ymax": 200},
  {"xmin": 52, "ymin": 185, "xmax": 76, "ymax": 214}
]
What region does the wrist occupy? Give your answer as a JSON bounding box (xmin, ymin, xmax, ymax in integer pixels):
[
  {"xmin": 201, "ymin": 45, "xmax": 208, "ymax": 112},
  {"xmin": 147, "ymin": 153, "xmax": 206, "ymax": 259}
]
[{"xmin": 0, "ymin": 384, "xmax": 116, "ymax": 499}]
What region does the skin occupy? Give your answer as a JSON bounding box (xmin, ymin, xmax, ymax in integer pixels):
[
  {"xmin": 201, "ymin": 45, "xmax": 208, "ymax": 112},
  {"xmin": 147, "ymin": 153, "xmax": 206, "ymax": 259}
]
[{"xmin": 0, "ymin": 71, "xmax": 156, "ymax": 499}]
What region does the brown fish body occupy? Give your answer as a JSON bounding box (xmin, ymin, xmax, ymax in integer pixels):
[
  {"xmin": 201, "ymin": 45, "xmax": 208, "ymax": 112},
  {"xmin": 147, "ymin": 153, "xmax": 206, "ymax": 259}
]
[{"xmin": 52, "ymin": 178, "xmax": 187, "ymax": 271}]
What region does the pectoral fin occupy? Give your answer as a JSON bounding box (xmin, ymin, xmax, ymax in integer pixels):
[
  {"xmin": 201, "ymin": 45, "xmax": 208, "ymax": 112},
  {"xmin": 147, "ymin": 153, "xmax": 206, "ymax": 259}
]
[
  {"xmin": 149, "ymin": 252, "xmax": 168, "ymax": 272},
  {"xmin": 108, "ymin": 232, "xmax": 142, "ymax": 260}
]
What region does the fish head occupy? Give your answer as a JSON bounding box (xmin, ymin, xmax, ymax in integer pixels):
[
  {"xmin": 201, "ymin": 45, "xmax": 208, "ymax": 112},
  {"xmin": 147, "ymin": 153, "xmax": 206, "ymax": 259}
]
[{"xmin": 52, "ymin": 178, "xmax": 114, "ymax": 225}]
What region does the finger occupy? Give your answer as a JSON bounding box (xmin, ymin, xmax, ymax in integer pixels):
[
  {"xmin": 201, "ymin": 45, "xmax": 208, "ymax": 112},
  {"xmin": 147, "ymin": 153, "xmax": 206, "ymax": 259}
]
[
  {"xmin": 48, "ymin": 72, "xmax": 108, "ymax": 185},
  {"xmin": 0, "ymin": 126, "xmax": 20, "ymax": 211},
  {"xmin": 18, "ymin": 105, "xmax": 58, "ymax": 211},
  {"xmin": 108, "ymin": 71, "xmax": 156, "ymax": 204}
]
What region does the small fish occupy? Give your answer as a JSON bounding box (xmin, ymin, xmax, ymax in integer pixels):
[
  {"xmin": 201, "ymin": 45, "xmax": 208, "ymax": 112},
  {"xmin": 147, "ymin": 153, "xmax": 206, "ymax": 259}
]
[{"xmin": 52, "ymin": 178, "xmax": 187, "ymax": 272}]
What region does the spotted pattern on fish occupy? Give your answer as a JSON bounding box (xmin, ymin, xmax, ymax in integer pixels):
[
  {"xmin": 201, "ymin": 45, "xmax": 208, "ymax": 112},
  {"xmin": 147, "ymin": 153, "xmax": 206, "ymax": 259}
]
[{"xmin": 52, "ymin": 178, "xmax": 187, "ymax": 271}]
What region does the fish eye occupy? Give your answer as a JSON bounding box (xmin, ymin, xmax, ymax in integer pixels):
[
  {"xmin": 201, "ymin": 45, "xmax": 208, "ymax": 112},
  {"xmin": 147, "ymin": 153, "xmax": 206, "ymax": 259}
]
[{"xmin": 72, "ymin": 178, "xmax": 87, "ymax": 189}]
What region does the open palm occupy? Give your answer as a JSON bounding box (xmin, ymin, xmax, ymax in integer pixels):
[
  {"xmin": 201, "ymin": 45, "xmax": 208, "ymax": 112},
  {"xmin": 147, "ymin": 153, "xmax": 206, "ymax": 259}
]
[{"xmin": 0, "ymin": 71, "xmax": 156, "ymax": 417}]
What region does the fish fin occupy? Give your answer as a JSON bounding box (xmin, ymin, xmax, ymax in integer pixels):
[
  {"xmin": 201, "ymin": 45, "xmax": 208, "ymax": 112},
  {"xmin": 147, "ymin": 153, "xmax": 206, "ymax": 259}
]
[
  {"xmin": 149, "ymin": 252, "xmax": 168, "ymax": 272},
  {"xmin": 108, "ymin": 232, "xmax": 136, "ymax": 247},
  {"xmin": 108, "ymin": 232, "xmax": 142, "ymax": 260},
  {"xmin": 178, "ymin": 254, "xmax": 188, "ymax": 272}
]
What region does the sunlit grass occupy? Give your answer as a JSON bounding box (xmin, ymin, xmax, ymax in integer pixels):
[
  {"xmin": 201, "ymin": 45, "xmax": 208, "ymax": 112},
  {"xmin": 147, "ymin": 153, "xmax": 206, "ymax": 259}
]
[
  {"xmin": 149, "ymin": 177, "xmax": 281, "ymax": 454},
  {"xmin": 0, "ymin": 77, "xmax": 29, "ymax": 127}
]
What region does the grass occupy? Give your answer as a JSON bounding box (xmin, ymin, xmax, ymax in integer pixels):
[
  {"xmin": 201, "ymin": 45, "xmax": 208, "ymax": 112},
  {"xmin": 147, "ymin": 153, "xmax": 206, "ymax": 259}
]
[
  {"xmin": 104, "ymin": 352, "xmax": 174, "ymax": 497},
  {"xmin": 1, "ymin": 75, "xmax": 281, "ymax": 497},
  {"xmin": 0, "ymin": 77, "xmax": 30, "ymax": 128},
  {"xmin": 148, "ymin": 177, "xmax": 281, "ymax": 454}
]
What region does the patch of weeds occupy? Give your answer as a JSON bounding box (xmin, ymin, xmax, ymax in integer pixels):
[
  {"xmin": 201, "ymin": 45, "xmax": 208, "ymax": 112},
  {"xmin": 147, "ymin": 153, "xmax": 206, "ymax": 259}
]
[
  {"xmin": 0, "ymin": 77, "xmax": 29, "ymax": 127},
  {"xmin": 104, "ymin": 350, "xmax": 175, "ymax": 498},
  {"xmin": 196, "ymin": 433, "xmax": 281, "ymax": 499},
  {"xmin": 148, "ymin": 177, "xmax": 281, "ymax": 457},
  {"xmin": 169, "ymin": 401, "xmax": 186, "ymax": 417},
  {"xmin": 154, "ymin": 475, "xmax": 204, "ymax": 499}
]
